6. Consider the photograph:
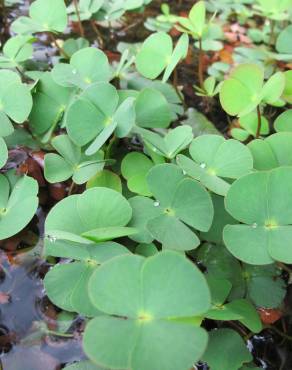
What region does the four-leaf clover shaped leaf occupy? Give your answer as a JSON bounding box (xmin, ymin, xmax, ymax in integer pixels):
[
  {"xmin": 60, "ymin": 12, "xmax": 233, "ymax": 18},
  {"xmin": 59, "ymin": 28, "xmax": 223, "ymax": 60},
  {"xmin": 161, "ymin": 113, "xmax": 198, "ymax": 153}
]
[
  {"xmin": 177, "ymin": 135, "xmax": 253, "ymax": 196},
  {"xmin": 0, "ymin": 35, "xmax": 34, "ymax": 69},
  {"xmin": 44, "ymin": 134, "xmax": 106, "ymax": 184},
  {"xmin": 11, "ymin": 0, "xmax": 68, "ymax": 35},
  {"xmin": 44, "ymin": 241, "xmax": 130, "ymax": 316},
  {"xmin": 136, "ymin": 32, "xmax": 189, "ymax": 81},
  {"xmin": 66, "ymin": 82, "xmax": 136, "ymax": 155},
  {"xmin": 0, "ymin": 70, "xmax": 33, "ymax": 135},
  {"xmin": 52, "ymin": 47, "xmax": 111, "ymax": 89},
  {"xmin": 137, "ymin": 125, "xmax": 193, "ymax": 159},
  {"xmin": 219, "ymin": 64, "xmax": 285, "ymax": 117},
  {"xmin": 224, "ymin": 166, "xmax": 292, "ymax": 265},
  {"xmin": 45, "ymin": 187, "xmax": 136, "ymax": 244},
  {"xmin": 248, "ymin": 132, "xmax": 292, "ymax": 170},
  {"xmin": 129, "ymin": 163, "xmax": 214, "ymax": 250},
  {"xmin": 84, "ymin": 250, "xmax": 211, "ymax": 370}
]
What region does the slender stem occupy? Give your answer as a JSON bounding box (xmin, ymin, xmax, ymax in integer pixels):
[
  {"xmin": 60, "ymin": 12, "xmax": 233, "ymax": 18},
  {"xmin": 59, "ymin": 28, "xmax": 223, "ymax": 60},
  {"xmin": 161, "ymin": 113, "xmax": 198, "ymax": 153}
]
[
  {"xmin": 68, "ymin": 181, "xmax": 75, "ymax": 196},
  {"xmin": 198, "ymin": 38, "xmax": 204, "ymax": 88},
  {"xmin": 255, "ymin": 105, "xmax": 262, "ymax": 138},
  {"xmin": 269, "ymin": 20, "xmax": 275, "ymax": 46},
  {"xmin": 105, "ymin": 135, "xmax": 118, "ymax": 160},
  {"xmin": 46, "ymin": 330, "xmax": 74, "ymax": 338},
  {"xmin": 0, "ymin": 0, "xmax": 6, "ymax": 27},
  {"xmin": 265, "ymin": 325, "xmax": 292, "ymax": 341},
  {"xmin": 73, "ymin": 0, "xmax": 85, "ymax": 37},
  {"xmin": 173, "ymin": 68, "xmax": 186, "ymax": 110},
  {"xmin": 90, "ymin": 20, "xmax": 104, "ymax": 49},
  {"xmin": 277, "ymin": 261, "xmax": 292, "ymax": 274},
  {"xmin": 48, "ymin": 32, "xmax": 70, "ymax": 59}
]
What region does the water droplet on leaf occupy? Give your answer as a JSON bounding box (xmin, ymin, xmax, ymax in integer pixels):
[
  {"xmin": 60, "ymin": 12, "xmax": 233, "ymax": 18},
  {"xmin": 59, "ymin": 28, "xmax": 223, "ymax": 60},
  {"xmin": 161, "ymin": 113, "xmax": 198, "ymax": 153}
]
[
  {"xmin": 153, "ymin": 201, "xmax": 160, "ymax": 207},
  {"xmin": 200, "ymin": 162, "xmax": 206, "ymax": 169}
]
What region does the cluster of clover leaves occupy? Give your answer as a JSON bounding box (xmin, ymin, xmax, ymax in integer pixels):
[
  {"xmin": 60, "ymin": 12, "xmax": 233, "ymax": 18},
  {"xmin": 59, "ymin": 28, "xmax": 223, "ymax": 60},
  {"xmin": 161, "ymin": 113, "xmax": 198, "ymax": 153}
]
[{"xmin": 1, "ymin": 0, "xmax": 292, "ymax": 369}]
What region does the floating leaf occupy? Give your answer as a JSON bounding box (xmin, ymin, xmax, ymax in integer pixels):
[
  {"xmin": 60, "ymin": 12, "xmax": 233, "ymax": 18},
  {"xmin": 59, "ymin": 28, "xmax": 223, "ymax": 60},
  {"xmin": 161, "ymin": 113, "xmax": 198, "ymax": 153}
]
[
  {"xmin": 84, "ymin": 251, "xmax": 211, "ymax": 370},
  {"xmin": 44, "ymin": 242, "xmax": 129, "ymax": 316},
  {"xmin": 45, "ymin": 187, "xmax": 133, "ymax": 243}
]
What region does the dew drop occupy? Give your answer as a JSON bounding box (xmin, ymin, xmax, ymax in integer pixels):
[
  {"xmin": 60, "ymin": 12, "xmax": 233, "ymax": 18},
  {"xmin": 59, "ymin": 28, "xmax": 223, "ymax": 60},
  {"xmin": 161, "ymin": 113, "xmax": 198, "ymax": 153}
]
[
  {"xmin": 153, "ymin": 201, "xmax": 160, "ymax": 207},
  {"xmin": 182, "ymin": 170, "xmax": 187, "ymax": 175},
  {"xmin": 252, "ymin": 223, "xmax": 257, "ymax": 229},
  {"xmin": 72, "ymin": 69, "xmax": 77, "ymax": 74},
  {"xmin": 200, "ymin": 162, "xmax": 206, "ymax": 169},
  {"xmin": 47, "ymin": 234, "xmax": 57, "ymax": 242}
]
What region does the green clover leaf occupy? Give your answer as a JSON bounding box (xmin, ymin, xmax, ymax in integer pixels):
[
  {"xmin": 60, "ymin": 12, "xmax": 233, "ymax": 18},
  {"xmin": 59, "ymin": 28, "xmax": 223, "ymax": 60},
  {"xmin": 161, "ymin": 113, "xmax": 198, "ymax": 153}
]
[
  {"xmin": 224, "ymin": 167, "xmax": 292, "ymax": 264},
  {"xmin": 44, "ymin": 134, "xmax": 105, "ymax": 184},
  {"xmin": 52, "ymin": 47, "xmax": 111, "ymax": 89},
  {"xmin": 219, "ymin": 64, "xmax": 285, "ymax": 117},
  {"xmin": 177, "ymin": 135, "xmax": 253, "ymax": 196},
  {"xmin": 45, "ymin": 187, "xmax": 136, "ymax": 244},
  {"xmin": 129, "ymin": 163, "xmax": 213, "ymax": 250},
  {"xmin": 11, "ymin": 0, "xmax": 67, "ymax": 34},
  {"xmin": 0, "ymin": 174, "xmax": 38, "ymax": 240},
  {"xmin": 84, "ymin": 251, "xmax": 211, "ymax": 370}
]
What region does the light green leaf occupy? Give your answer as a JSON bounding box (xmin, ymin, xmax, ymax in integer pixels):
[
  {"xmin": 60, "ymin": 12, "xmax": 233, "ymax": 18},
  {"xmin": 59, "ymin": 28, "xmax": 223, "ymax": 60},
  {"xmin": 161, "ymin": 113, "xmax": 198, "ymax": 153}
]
[
  {"xmin": 11, "ymin": 0, "xmax": 67, "ymax": 34},
  {"xmin": 202, "ymin": 328, "xmax": 252, "ymax": 370},
  {"xmin": 84, "ymin": 251, "xmax": 211, "ymax": 370},
  {"xmin": 0, "ymin": 138, "xmax": 8, "ymax": 169},
  {"xmin": 224, "ymin": 167, "xmax": 292, "ymax": 264},
  {"xmin": 0, "ymin": 175, "xmax": 38, "ymax": 240},
  {"xmin": 52, "ymin": 47, "xmax": 111, "ymax": 89}
]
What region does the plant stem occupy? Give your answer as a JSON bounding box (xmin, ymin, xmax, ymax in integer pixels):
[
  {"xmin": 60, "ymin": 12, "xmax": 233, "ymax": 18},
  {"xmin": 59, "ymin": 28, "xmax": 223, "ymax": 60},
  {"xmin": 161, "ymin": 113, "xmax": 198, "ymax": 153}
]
[
  {"xmin": 277, "ymin": 261, "xmax": 292, "ymax": 274},
  {"xmin": 265, "ymin": 325, "xmax": 292, "ymax": 341},
  {"xmin": 173, "ymin": 68, "xmax": 186, "ymax": 110},
  {"xmin": 73, "ymin": 0, "xmax": 85, "ymax": 37},
  {"xmin": 269, "ymin": 20, "xmax": 275, "ymax": 46},
  {"xmin": 46, "ymin": 330, "xmax": 74, "ymax": 338},
  {"xmin": 90, "ymin": 19, "xmax": 104, "ymax": 49},
  {"xmin": 0, "ymin": 0, "xmax": 5, "ymax": 26},
  {"xmin": 48, "ymin": 32, "xmax": 70, "ymax": 59},
  {"xmin": 68, "ymin": 181, "xmax": 75, "ymax": 196},
  {"xmin": 255, "ymin": 105, "xmax": 262, "ymax": 138},
  {"xmin": 198, "ymin": 38, "xmax": 204, "ymax": 88}
]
